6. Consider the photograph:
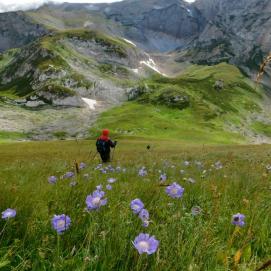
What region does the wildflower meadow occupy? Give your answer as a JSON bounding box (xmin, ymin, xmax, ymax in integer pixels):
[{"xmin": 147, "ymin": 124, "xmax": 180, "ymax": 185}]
[{"xmin": 0, "ymin": 140, "xmax": 271, "ymax": 270}]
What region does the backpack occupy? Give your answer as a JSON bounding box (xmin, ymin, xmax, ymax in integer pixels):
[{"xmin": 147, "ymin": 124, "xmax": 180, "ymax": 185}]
[{"xmin": 96, "ymin": 139, "xmax": 108, "ymax": 153}]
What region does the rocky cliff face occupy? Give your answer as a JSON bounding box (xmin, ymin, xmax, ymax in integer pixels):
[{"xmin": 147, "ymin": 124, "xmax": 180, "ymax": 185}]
[
  {"xmin": 0, "ymin": 11, "xmax": 48, "ymax": 53},
  {"xmin": 178, "ymin": 0, "xmax": 271, "ymax": 86},
  {"xmin": 103, "ymin": 0, "xmax": 206, "ymax": 51}
]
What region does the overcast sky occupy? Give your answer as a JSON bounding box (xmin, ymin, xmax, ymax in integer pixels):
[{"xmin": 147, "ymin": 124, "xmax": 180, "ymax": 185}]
[{"xmin": 0, "ymin": 0, "xmax": 195, "ymax": 13}]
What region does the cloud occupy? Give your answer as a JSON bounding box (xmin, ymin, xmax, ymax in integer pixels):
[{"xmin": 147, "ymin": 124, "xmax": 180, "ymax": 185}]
[{"xmin": 0, "ymin": 0, "xmax": 123, "ymax": 13}]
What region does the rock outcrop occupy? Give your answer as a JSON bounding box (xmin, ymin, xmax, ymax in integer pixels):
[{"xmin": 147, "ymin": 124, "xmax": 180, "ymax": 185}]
[{"xmin": 0, "ymin": 11, "xmax": 48, "ymax": 53}]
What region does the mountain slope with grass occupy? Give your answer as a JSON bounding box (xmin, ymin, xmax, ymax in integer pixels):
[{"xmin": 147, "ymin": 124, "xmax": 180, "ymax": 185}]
[
  {"xmin": 0, "ymin": 0, "xmax": 270, "ymax": 143},
  {"xmin": 91, "ymin": 63, "xmax": 270, "ymax": 144}
]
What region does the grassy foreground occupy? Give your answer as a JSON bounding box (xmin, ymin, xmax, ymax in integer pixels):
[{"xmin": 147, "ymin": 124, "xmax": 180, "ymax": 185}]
[{"xmin": 0, "ymin": 140, "xmax": 271, "ymax": 270}]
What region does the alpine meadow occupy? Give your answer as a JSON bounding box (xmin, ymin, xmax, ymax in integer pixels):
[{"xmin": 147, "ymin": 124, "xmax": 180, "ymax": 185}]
[{"xmin": 0, "ymin": 0, "xmax": 271, "ymax": 270}]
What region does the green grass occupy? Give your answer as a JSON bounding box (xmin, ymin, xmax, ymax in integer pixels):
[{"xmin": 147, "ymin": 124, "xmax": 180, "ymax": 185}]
[
  {"xmin": 0, "ymin": 131, "xmax": 28, "ymax": 142},
  {"xmin": 251, "ymin": 121, "xmax": 271, "ymax": 137},
  {"xmin": 0, "ymin": 140, "xmax": 270, "ymax": 270},
  {"xmin": 90, "ymin": 102, "xmax": 244, "ymax": 144},
  {"xmin": 0, "ymin": 49, "xmax": 19, "ymax": 72},
  {"xmin": 91, "ymin": 63, "xmax": 264, "ymax": 144},
  {"xmin": 0, "ymin": 28, "xmax": 137, "ymax": 98}
]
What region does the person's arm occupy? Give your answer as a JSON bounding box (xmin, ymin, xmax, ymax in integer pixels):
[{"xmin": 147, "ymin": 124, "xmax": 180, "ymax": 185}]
[{"xmin": 109, "ymin": 139, "xmax": 117, "ymax": 148}]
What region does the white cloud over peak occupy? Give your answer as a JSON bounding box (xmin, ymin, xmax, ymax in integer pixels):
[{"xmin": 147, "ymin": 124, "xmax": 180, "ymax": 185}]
[
  {"xmin": 0, "ymin": 0, "xmax": 196, "ymax": 13},
  {"xmin": 0, "ymin": 0, "xmax": 123, "ymax": 13}
]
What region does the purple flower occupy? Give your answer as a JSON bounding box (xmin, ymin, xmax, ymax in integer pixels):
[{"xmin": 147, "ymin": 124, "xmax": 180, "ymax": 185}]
[
  {"xmin": 142, "ymin": 220, "xmax": 150, "ymax": 227},
  {"xmin": 232, "ymin": 213, "xmax": 245, "ymax": 227},
  {"xmin": 86, "ymin": 190, "xmax": 107, "ymax": 211},
  {"xmin": 139, "ymin": 209, "xmax": 149, "ymax": 221},
  {"xmin": 48, "ymin": 176, "xmax": 57, "ymax": 184},
  {"xmin": 63, "ymin": 172, "xmax": 74, "ymax": 179},
  {"xmin": 159, "ymin": 173, "xmax": 167, "ymax": 182},
  {"xmin": 96, "ymin": 184, "xmax": 103, "ymax": 190},
  {"xmin": 166, "ymin": 182, "xmax": 184, "ymax": 199},
  {"xmin": 79, "ymin": 162, "xmax": 86, "ymax": 170},
  {"xmin": 106, "ymin": 184, "xmax": 112, "ymax": 190},
  {"xmin": 133, "ymin": 233, "xmax": 159, "ymax": 255},
  {"xmin": 107, "ymin": 165, "xmax": 115, "ymax": 172},
  {"xmin": 139, "ymin": 209, "xmax": 150, "ymax": 227},
  {"xmin": 51, "ymin": 214, "xmax": 71, "ymax": 234},
  {"xmin": 130, "ymin": 199, "xmax": 144, "ymax": 214},
  {"xmin": 107, "ymin": 178, "xmax": 116, "ymax": 184},
  {"xmin": 138, "ymin": 167, "xmax": 147, "ymax": 177},
  {"xmin": 2, "ymin": 208, "xmax": 16, "ymax": 220}
]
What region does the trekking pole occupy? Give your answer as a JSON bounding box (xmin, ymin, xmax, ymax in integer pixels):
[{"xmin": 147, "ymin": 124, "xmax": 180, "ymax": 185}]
[
  {"xmin": 111, "ymin": 146, "xmax": 116, "ymax": 162},
  {"xmin": 92, "ymin": 151, "xmax": 98, "ymax": 161}
]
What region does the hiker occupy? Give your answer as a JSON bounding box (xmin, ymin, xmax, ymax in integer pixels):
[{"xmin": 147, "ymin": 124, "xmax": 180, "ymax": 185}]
[{"xmin": 96, "ymin": 129, "xmax": 117, "ymax": 163}]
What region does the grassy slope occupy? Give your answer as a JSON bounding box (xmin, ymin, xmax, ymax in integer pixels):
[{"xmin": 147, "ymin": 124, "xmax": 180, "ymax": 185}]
[
  {"xmin": 91, "ymin": 63, "xmax": 263, "ymax": 144},
  {"xmin": 0, "ymin": 140, "xmax": 270, "ymax": 270},
  {"xmin": 0, "ymin": 29, "xmax": 135, "ymax": 99}
]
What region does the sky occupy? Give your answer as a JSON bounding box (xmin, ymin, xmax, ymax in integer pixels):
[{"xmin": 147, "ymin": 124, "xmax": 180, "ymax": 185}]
[{"xmin": 0, "ymin": 0, "xmax": 196, "ymax": 13}]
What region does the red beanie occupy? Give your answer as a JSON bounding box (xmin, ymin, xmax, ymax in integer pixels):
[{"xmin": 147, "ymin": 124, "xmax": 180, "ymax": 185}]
[{"xmin": 102, "ymin": 129, "xmax": 109, "ymax": 136}]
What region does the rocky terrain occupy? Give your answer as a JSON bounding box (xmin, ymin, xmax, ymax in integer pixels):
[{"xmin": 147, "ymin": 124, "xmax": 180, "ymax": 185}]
[{"xmin": 0, "ymin": 11, "xmax": 48, "ymax": 53}]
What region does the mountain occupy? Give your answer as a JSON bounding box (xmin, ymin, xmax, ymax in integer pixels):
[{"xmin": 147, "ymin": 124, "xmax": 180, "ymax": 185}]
[
  {"xmin": 0, "ymin": 0, "xmax": 270, "ymax": 142},
  {"xmin": 23, "ymin": 0, "xmax": 270, "ymax": 83},
  {"xmin": 0, "ymin": 11, "xmax": 48, "ymax": 53}
]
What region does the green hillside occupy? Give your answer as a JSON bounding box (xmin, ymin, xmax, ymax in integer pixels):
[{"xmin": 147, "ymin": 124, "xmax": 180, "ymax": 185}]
[
  {"xmin": 0, "ymin": 29, "xmax": 138, "ymax": 99},
  {"xmin": 91, "ymin": 63, "xmax": 265, "ymax": 144}
]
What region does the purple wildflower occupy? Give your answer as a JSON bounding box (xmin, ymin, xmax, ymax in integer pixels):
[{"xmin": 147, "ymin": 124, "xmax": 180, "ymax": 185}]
[
  {"xmin": 142, "ymin": 220, "xmax": 150, "ymax": 227},
  {"xmin": 96, "ymin": 184, "xmax": 103, "ymax": 190},
  {"xmin": 133, "ymin": 233, "xmax": 159, "ymax": 255},
  {"xmin": 130, "ymin": 199, "xmax": 144, "ymax": 214},
  {"xmin": 138, "ymin": 167, "xmax": 147, "ymax": 177},
  {"xmin": 48, "ymin": 176, "xmax": 57, "ymax": 184},
  {"xmin": 95, "ymin": 164, "xmax": 102, "ymax": 169},
  {"xmin": 139, "ymin": 209, "xmax": 150, "ymax": 227},
  {"xmin": 79, "ymin": 162, "xmax": 86, "ymax": 170},
  {"xmin": 51, "ymin": 214, "xmax": 71, "ymax": 234},
  {"xmin": 106, "ymin": 184, "xmax": 112, "ymax": 190},
  {"xmin": 63, "ymin": 172, "xmax": 74, "ymax": 179},
  {"xmin": 159, "ymin": 173, "xmax": 167, "ymax": 182},
  {"xmin": 86, "ymin": 190, "xmax": 107, "ymax": 211},
  {"xmin": 166, "ymin": 182, "xmax": 184, "ymax": 199},
  {"xmin": 139, "ymin": 209, "xmax": 149, "ymax": 221},
  {"xmin": 232, "ymin": 213, "xmax": 245, "ymax": 227},
  {"xmin": 107, "ymin": 178, "xmax": 116, "ymax": 184},
  {"xmin": 2, "ymin": 208, "xmax": 16, "ymax": 220}
]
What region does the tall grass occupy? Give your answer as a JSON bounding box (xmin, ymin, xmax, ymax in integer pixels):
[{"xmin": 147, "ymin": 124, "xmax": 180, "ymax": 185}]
[{"xmin": 0, "ymin": 140, "xmax": 270, "ymax": 270}]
